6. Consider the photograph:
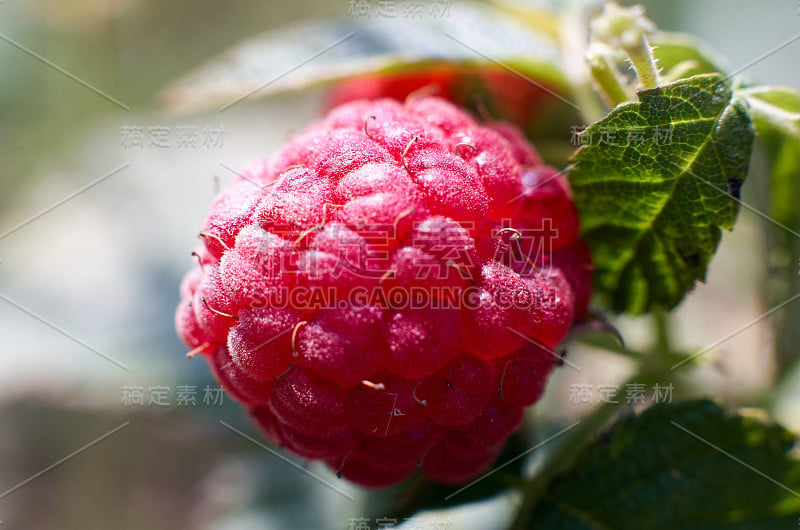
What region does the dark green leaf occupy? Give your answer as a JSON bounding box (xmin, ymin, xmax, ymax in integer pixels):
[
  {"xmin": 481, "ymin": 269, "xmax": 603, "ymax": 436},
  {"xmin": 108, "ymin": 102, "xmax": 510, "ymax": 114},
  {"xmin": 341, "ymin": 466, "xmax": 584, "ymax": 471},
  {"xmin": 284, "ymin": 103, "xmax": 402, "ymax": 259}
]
[
  {"xmin": 529, "ymin": 400, "xmax": 800, "ymax": 529},
  {"xmin": 569, "ymin": 74, "xmax": 754, "ymax": 313}
]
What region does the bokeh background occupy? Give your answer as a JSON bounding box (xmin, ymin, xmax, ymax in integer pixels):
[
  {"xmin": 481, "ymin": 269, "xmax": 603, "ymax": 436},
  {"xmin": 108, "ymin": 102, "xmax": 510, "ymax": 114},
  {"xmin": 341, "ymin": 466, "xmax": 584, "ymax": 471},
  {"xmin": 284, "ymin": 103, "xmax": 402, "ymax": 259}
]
[{"xmin": 1, "ymin": 1, "xmax": 798, "ymax": 528}]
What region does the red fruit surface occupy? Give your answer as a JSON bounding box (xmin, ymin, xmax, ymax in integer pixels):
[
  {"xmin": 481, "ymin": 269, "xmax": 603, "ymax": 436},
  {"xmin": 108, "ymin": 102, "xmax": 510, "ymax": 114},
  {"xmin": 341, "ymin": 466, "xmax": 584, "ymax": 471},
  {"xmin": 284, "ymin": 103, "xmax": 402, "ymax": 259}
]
[
  {"xmin": 421, "ymin": 436, "xmax": 503, "ymax": 485},
  {"xmin": 516, "ymin": 166, "xmax": 580, "ymax": 251},
  {"xmin": 496, "ymin": 342, "xmax": 557, "ymax": 407},
  {"xmin": 522, "ymin": 266, "xmax": 575, "ymax": 347},
  {"xmin": 325, "ymin": 66, "xmax": 557, "ymax": 129},
  {"xmin": 346, "ymin": 372, "xmax": 426, "ymax": 437},
  {"xmin": 325, "ymin": 68, "xmax": 463, "ymax": 111},
  {"xmin": 462, "ymin": 262, "xmax": 535, "ymax": 359},
  {"xmin": 414, "ymin": 354, "xmax": 495, "ymax": 426},
  {"xmin": 175, "ymin": 97, "xmax": 592, "ymax": 487}
]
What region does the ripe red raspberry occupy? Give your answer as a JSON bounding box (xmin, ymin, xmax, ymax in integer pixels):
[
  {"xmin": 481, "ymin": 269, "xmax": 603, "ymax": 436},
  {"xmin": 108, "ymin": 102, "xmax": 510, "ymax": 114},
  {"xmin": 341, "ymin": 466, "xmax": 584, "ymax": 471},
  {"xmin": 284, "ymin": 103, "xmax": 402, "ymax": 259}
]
[
  {"xmin": 175, "ymin": 96, "xmax": 593, "ymax": 487},
  {"xmin": 325, "ymin": 66, "xmax": 557, "ymax": 129}
]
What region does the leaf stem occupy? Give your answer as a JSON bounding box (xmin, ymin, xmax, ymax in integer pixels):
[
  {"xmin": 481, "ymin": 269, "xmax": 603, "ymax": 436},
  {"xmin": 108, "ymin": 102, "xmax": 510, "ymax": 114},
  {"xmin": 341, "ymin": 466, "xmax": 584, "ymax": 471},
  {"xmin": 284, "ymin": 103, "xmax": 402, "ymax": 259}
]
[
  {"xmin": 586, "ymin": 43, "xmax": 630, "ymax": 107},
  {"xmin": 652, "ymin": 307, "xmax": 672, "ymax": 357},
  {"xmin": 589, "ymin": 3, "xmax": 661, "ymax": 90},
  {"xmin": 626, "ymin": 34, "xmax": 660, "ymax": 90}
]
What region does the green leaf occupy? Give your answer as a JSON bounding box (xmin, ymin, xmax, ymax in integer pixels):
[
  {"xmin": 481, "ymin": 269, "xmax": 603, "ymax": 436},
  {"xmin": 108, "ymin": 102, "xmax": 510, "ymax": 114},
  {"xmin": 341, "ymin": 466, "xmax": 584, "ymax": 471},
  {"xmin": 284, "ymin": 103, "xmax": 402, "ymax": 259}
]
[
  {"xmin": 528, "ymin": 400, "xmax": 800, "ymax": 529},
  {"xmin": 569, "ymin": 73, "xmax": 754, "ymax": 314},
  {"xmin": 650, "ymin": 32, "xmax": 728, "ymax": 81},
  {"xmin": 159, "ymin": 2, "xmax": 567, "ymax": 114},
  {"xmin": 741, "ymin": 86, "xmax": 800, "ymax": 119},
  {"xmin": 738, "ymin": 86, "xmax": 800, "ymax": 226}
]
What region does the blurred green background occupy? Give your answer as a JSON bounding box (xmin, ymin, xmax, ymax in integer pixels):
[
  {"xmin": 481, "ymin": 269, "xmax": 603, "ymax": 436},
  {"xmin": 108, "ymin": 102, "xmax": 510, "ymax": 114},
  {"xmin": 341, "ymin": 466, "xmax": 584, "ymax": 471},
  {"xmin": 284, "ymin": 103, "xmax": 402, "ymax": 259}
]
[{"xmin": 1, "ymin": 1, "xmax": 798, "ymax": 529}]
